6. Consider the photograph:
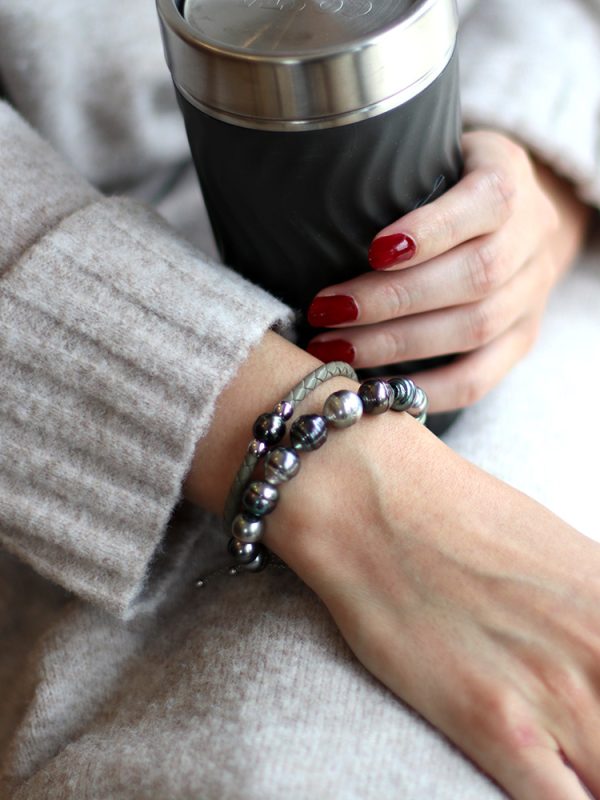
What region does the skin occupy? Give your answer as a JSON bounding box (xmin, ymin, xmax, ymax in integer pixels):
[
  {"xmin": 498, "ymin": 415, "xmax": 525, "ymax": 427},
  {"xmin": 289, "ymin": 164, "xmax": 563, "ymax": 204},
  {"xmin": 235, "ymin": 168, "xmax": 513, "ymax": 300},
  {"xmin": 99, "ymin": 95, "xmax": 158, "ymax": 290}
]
[
  {"xmin": 307, "ymin": 131, "xmax": 592, "ymax": 412},
  {"xmin": 184, "ymin": 131, "xmax": 599, "ymax": 799}
]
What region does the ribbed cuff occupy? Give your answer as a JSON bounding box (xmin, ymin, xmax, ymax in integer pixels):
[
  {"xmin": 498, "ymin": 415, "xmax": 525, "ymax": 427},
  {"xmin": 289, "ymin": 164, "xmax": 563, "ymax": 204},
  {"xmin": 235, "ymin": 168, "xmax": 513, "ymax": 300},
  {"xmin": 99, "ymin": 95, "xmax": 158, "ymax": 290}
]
[
  {"xmin": 0, "ymin": 104, "xmax": 293, "ymax": 617},
  {"xmin": 459, "ymin": 0, "xmax": 600, "ymax": 207}
]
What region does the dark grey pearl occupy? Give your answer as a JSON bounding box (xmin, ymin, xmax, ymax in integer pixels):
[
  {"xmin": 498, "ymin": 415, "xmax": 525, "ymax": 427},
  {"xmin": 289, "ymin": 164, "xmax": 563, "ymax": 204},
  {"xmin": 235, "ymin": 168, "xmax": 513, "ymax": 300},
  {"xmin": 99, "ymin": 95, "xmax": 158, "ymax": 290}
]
[
  {"xmin": 323, "ymin": 390, "xmax": 363, "ymax": 428},
  {"xmin": 247, "ymin": 439, "xmax": 269, "ymax": 459},
  {"xmin": 358, "ymin": 379, "xmax": 393, "ymax": 414},
  {"xmin": 228, "ymin": 538, "xmax": 258, "ymax": 564},
  {"xmin": 231, "ymin": 513, "xmax": 265, "ymax": 544},
  {"xmin": 264, "ymin": 447, "xmax": 300, "ymax": 485},
  {"xmin": 388, "ymin": 377, "xmax": 417, "ymax": 412},
  {"xmin": 290, "ymin": 414, "xmax": 328, "ymax": 451},
  {"xmin": 274, "ymin": 401, "xmax": 294, "ymax": 421},
  {"xmin": 408, "ymin": 387, "xmax": 428, "ymax": 418},
  {"xmin": 242, "ymin": 481, "xmax": 279, "ymax": 516},
  {"xmin": 237, "ymin": 547, "xmax": 271, "ymax": 573},
  {"xmin": 252, "ymin": 413, "xmax": 286, "ymax": 445}
]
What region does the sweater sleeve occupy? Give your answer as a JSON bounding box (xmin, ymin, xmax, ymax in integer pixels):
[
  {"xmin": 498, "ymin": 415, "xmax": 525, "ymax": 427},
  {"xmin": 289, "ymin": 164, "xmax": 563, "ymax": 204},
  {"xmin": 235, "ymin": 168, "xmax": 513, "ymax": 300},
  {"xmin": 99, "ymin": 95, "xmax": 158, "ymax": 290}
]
[
  {"xmin": 0, "ymin": 101, "xmax": 293, "ymax": 618},
  {"xmin": 459, "ymin": 0, "xmax": 600, "ymax": 207}
]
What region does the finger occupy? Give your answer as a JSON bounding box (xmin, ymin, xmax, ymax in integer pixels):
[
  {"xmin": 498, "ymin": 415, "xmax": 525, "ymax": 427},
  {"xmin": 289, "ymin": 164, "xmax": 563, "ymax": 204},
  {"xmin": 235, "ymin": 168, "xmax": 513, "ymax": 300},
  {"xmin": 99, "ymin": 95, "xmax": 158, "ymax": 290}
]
[
  {"xmin": 368, "ymin": 132, "xmax": 521, "ymax": 271},
  {"xmin": 308, "ymin": 256, "xmax": 545, "ymax": 370},
  {"xmin": 404, "ymin": 316, "xmax": 540, "ymax": 413},
  {"xmin": 309, "ymin": 229, "xmax": 530, "ymax": 329},
  {"xmin": 563, "ymin": 749, "xmax": 600, "ymax": 800},
  {"xmin": 486, "ymin": 744, "xmax": 594, "ymax": 800},
  {"xmin": 560, "ymin": 718, "xmax": 600, "ymax": 799}
]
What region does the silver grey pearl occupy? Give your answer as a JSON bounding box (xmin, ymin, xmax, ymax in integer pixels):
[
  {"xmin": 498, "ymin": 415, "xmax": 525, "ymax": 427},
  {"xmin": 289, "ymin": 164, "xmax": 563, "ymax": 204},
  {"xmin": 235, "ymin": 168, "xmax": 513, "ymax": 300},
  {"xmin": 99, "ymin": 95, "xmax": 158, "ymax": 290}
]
[
  {"xmin": 388, "ymin": 377, "xmax": 417, "ymax": 412},
  {"xmin": 242, "ymin": 481, "xmax": 279, "ymax": 516},
  {"xmin": 264, "ymin": 447, "xmax": 300, "ymax": 485},
  {"xmin": 228, "ymin": 538, "xmax": 258, "ymax": 564},
  {"xmin": 231, "ymin": 513, "xmax": 265, "ymax": 544},
  {"xmin": 323, "ymin": 390, "xmax": 363, "ymax": 428},
  {"xmin": 274, "ymin": 401, "xmax": 294, "ymax": 421},
  {"xmin": 416, "ymin": 411, "xmax": 428, "ymax": 425},
  {"xmin": 248, "ymin": 439, "xmax": 269, "ymax": 458},
  {"xmin": 408, "ymin": 387, "xmax": 428, "ymax": 418},
  {"xmin": 237, "ymin": 547, "xmax": 270, "ymax": 573}
]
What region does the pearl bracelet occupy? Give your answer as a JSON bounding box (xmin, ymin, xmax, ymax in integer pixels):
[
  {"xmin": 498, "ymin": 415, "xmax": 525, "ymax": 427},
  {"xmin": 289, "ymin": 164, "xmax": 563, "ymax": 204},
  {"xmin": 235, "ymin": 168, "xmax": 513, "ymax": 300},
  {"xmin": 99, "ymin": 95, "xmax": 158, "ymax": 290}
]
[
  {"xmin": 226, "ymin": 375, "xmax": 428, "ymax": 576},
  {"xmin": 223, "ymin": 361, "xmax": 359, "ymax": 531}
]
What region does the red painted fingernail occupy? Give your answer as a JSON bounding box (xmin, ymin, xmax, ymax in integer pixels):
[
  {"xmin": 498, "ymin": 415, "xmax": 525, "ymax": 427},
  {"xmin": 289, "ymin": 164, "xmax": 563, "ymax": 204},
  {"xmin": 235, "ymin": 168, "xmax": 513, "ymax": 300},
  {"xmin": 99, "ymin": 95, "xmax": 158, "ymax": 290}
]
[
  {"xmin": 368, "ymin": 233, "xmax": 417, "ymax": 270},
  {"xmin": 306, "ymin": 339, "xmax": 356, "ymax": 364},
  {"xmin": 307, "ymin": 295, "xmax": 359, "ymax": 327}
]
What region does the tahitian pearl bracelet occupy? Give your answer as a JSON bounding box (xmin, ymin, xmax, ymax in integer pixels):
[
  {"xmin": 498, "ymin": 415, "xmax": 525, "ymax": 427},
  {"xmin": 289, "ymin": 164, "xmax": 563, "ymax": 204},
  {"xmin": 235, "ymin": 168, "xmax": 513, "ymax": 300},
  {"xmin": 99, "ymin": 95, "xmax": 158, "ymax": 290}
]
[
  {"xmin": 227, "ymin": 371, "xmax": 429, "ymax": 576},
  {"xmin": 222, "ymin": 361, "xmax": 359, "ymax": 532}
]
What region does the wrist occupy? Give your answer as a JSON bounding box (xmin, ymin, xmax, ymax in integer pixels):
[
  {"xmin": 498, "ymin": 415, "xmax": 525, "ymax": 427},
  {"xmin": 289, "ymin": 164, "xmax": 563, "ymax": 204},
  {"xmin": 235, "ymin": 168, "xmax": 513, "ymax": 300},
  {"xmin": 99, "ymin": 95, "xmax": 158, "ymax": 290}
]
[
  {"xmin": 183, "ymin": 331, "xmax": 357, "ymax": 515},
  {"xmin": 263, "ymin": 404, "xmax": 440, "ymax": 591}
]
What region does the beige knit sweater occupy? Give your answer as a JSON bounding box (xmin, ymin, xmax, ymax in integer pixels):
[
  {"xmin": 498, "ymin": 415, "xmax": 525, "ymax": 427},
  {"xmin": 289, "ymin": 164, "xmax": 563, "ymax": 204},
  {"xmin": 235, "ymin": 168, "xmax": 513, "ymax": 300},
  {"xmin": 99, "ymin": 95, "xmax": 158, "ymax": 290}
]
[{"xmin": 1, "ymin": 1, "xmax": 599, "ymax": 798}]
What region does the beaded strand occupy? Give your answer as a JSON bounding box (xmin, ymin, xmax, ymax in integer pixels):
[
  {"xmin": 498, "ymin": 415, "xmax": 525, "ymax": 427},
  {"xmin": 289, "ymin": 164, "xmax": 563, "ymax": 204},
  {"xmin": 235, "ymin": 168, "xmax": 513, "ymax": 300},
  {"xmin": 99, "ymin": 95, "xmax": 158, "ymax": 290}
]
[{"xmin": 226, "ymin": 376, "xmax": 428, "ymax": 576}]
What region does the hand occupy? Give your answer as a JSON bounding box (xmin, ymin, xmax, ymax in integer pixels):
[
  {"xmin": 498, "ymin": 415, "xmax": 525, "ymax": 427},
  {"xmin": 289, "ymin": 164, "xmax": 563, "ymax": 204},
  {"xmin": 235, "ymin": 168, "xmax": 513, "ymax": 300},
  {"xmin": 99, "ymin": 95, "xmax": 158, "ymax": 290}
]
[
  {"xmin": 267, "ymin": 412, "xmax": 600, "ymax": 800},
  {"xmin": 186, "ymin": 331, "xmax": 600, "ymax": 798},
  {"xmin": 306, "ymin": 131, "xmax": 592, "ymax": 412}
]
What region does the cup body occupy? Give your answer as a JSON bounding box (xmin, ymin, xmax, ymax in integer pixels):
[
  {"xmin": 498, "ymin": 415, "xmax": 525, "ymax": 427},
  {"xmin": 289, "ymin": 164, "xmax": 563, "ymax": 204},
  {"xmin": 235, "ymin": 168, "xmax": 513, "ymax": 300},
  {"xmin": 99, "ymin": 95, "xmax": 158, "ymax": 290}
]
[{"xmin": 157, "ymin": 0, "xmax": 463, "ymax": 434}]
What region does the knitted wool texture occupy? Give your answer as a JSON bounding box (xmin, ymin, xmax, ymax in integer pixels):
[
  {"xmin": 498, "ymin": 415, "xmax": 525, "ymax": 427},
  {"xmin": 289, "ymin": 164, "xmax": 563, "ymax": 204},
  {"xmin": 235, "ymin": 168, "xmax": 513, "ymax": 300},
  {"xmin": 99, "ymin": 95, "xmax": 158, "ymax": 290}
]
[{"xmin": 1, "ymin": 0, "xmax": 599, "ymax": 797}]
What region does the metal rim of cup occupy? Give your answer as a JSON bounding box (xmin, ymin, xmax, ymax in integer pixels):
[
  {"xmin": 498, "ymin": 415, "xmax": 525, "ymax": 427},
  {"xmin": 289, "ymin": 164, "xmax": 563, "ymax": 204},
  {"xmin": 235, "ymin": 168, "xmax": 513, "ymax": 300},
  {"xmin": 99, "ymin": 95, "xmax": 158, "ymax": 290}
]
[{"xmin": 156, "ymin": 0, "xmax": 459, "ymax": 131}]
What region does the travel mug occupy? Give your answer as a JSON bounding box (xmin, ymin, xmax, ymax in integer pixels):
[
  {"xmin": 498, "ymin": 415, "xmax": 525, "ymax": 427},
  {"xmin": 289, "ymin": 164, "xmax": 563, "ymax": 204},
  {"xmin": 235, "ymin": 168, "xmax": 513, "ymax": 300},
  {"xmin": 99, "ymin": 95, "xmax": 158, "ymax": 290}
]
[{"xmin": 157, "ymin": 0, "xmax": 462, "ymax": 434}]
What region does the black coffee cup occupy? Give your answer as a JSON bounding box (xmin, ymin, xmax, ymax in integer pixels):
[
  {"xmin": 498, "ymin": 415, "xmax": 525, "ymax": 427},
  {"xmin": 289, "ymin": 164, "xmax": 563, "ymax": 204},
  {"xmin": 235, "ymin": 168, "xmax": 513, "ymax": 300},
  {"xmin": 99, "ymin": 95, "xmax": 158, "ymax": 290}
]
[{"xmin": 157, "ymin": 0, "xmax": 463, "ymax": 434}]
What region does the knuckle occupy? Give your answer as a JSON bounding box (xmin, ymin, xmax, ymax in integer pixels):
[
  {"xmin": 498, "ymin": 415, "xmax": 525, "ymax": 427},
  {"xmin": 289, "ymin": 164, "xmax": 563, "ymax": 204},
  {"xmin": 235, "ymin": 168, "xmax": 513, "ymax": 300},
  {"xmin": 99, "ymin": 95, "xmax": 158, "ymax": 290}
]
[
  {"xmin": 454, "ymin": 365, "xmax": 487, "ymax": 409},
  {"xmin": 499, "ymin": 134, "xmax": 529, "ymax": 166},
  {"xmin": 472, "ymin": 166, "xmax": 517, "ymax": 223},
  {"xmin": 428, "ymin": 205, "xmax": 459, "ymax": 246},
  {"xmin": 380, "ymin": 327, "xmax": 407, "ymax": 362},
  {"xmin": 468, "ymin": 240, "xmax": 505, "ymax": 297},
  {"xmin": 466, "ymin": 301, "xmax": 500, "ymax": 348},
  {"xmin": 380, "ymin": 277, "xmax": 412, "ymax": 318},
  {"xmin": 469, "ymin": 687, "xmax": 531, "ymax": 750}
]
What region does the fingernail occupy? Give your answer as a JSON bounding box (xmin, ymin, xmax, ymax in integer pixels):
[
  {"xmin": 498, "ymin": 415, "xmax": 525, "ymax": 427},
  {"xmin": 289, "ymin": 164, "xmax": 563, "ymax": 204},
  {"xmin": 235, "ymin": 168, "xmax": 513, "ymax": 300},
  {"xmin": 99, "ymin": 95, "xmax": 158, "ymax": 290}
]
[
  {"xmin": 368, "ymin": 233, "xmax": 417, "ymax": 270},
  {"xmin": 306, "ymin": 339, "xmax": 356, "ymax": 364},
  {"xmin": 307, "ymin": 295, "xmax": 359, "ymax": 327}
]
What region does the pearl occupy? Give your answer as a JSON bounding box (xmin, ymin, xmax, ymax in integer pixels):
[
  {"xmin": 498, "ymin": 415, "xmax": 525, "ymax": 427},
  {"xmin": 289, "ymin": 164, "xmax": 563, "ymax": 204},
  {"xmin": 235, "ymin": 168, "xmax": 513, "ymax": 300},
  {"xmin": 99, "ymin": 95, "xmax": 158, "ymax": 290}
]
[
  {"xmin": 290, "ymin": 414, "xmax": 328, "ymax": 451},
  {"xmin": 408, "ymin": 387, "xmax": 428, "ymax": 418},
  {"xmin": 264, "ymin": 448, "xmax": 300, "ymax": 485},
  {"xmin": 237, "ymin": 548, "xmax": 270, "ymax": 573},
  {"xmin": 273, "ymin": 401, "xmax": 294, "ymax": 421},
  {"xmin": 358, "ymin": 379, "xmax": 393, "ymax": 414},
  {"xmin": 242, "ymin": 481, "xmax": 279, "ymax": 516},
  {"xmin": 247, "ymin": 439, "xmax": 269, "ymax": 458},
  {"xmin": 252, "ymin": 413, "xmax": 286, "ymax": 445},
  {"xmin": 388, "ymin": 377, "xmax": 417, "ymax": 412},
  {"xmin": 227, "ymin": 538, "xmax": 258, "ymax": 564},
  {"xmin": 231, "ymin": 513, "xmax": 265, "ymax": 544},
  {"xmin": 323, "ymin": 390, "xmax": 363, "ymax": 428}
]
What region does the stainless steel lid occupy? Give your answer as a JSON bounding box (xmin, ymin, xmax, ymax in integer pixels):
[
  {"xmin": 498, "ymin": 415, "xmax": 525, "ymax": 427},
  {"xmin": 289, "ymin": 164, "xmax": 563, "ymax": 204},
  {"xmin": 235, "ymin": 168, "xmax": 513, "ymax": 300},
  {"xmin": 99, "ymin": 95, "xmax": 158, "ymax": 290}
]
[{"xmin": 156, "ymin": 0, "xmax": 458, "ymax": 130}]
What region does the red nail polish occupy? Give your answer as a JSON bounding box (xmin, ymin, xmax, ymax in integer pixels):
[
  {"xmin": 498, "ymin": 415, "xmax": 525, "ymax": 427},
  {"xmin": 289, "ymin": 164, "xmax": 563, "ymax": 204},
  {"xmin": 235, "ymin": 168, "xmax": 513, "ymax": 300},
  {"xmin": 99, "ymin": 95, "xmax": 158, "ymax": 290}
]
[
  {"xmin": 306, "ymin": 339, "xmax": 356, "ymax": 364},
  {"xmin": 307, "ymin": 295, "xmax": 359, "ymax": 327},
  {"xmin": 368, "ymin": 233, "xmax": 417, "ymax": 270}
]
